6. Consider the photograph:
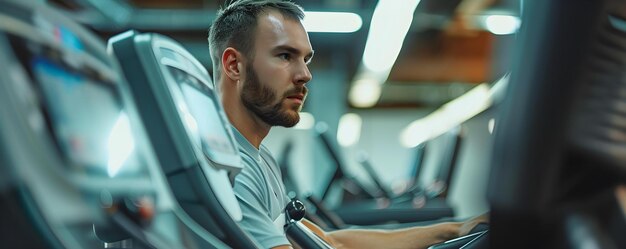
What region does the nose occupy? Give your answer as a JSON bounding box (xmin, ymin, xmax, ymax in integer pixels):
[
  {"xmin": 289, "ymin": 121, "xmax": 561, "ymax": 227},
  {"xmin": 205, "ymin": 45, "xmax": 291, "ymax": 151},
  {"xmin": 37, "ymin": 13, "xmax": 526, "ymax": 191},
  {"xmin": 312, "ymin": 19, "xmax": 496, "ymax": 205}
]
[{"xmin": 294, "ymin": 62, "xmax": 312, "ymax": 85}]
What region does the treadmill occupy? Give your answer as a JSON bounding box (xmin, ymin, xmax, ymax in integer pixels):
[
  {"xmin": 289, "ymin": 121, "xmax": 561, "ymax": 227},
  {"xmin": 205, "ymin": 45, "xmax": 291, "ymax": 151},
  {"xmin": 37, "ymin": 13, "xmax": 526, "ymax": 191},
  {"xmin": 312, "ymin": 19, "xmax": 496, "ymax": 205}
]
[
  {"xmin": 108, "ymin": 30, "xmax": 261, "ymax": 248},
  {"xmin": 326, "ymin": 127, "xmax": 462, "ymax": 226},
  {"xmin": 0, "ymin": 1, "xmax": 228, "ymax": 248}
]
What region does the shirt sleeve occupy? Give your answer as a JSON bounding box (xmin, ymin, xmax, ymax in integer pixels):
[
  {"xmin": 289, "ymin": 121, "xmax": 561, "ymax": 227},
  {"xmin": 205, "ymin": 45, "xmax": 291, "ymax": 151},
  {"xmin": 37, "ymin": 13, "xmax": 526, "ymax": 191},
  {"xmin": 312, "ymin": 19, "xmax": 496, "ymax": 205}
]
[{"xmin": 233, "ymin": 155, "xmax": 291, "ymax": 248}]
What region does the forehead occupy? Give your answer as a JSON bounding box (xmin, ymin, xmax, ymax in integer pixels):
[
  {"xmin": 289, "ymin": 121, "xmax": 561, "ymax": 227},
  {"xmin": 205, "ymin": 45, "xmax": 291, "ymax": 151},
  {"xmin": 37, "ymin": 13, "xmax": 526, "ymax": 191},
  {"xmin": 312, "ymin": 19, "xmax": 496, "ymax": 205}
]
[{"xmin": 253, "ymin": 10, "xmax": 312, "ymax": 53}]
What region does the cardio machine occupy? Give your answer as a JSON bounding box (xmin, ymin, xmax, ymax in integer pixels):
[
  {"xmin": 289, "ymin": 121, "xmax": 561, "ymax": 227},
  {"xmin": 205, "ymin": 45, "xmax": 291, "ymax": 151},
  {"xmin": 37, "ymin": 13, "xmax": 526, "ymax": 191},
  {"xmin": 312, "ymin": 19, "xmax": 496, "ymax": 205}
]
[
  {"xmin": 487, "ymin": 0, "xmax": 626, "ymax": 248},
  {"xmin": 0, "ymin": 1, "xmax": 228, "ymax": 248},
  {"xmin": 108, "ymin": 30, "xmax": 262, "ymax": 249}
]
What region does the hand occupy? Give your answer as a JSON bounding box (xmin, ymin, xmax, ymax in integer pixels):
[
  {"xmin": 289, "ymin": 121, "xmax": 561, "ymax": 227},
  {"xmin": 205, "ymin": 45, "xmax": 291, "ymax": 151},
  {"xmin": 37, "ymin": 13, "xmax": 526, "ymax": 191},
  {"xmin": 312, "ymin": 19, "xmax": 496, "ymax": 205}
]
[{"xmin": 458, "ymin": 212, "xmax": 489, "ymax": 236}]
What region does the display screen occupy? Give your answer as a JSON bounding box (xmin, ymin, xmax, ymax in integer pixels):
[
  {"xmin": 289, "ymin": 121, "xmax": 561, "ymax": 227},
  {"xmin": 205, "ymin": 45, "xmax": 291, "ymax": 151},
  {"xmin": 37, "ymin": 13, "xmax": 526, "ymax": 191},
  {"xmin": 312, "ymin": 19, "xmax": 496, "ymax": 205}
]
[
  {"xmin": 32, "ymin": 57, "xmax": 144, "ymax": 177},
  {"xmin": 167, "ymin": 66, "xmax": 237, "ymax": 158}
]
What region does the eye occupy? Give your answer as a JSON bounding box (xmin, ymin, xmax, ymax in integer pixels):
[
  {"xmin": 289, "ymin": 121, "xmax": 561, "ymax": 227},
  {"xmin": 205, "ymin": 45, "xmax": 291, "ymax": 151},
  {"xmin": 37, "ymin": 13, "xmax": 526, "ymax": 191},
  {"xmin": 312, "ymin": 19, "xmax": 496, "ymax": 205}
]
[{"xmin": 278, "ymin": 53, "xmax": 291, "ymax": 60}]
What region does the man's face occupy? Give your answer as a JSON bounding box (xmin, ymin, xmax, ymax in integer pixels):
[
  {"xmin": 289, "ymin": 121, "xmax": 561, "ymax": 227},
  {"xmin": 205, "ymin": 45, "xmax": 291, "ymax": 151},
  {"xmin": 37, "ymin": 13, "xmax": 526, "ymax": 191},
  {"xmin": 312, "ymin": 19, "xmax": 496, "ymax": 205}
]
[{"xmin": 240, "ymin": 11, "xmax": 313, "ymax": 128}]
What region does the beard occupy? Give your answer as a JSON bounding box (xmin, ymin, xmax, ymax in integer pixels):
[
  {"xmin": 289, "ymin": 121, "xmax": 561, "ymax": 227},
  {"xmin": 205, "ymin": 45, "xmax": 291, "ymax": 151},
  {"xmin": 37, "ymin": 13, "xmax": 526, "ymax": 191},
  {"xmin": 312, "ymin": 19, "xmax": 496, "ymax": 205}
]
[{"xmin": 241, "ymin": 63, "xmax": 307, "ymax": 127}]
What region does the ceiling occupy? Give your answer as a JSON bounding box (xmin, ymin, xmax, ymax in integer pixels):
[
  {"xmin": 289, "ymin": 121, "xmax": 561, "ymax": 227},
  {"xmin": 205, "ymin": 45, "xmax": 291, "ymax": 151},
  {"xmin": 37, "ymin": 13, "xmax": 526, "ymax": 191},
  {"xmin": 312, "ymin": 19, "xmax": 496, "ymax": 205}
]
[{"xmin": 48, "ymin": 0, "xmax": 519, "ymax": 108}]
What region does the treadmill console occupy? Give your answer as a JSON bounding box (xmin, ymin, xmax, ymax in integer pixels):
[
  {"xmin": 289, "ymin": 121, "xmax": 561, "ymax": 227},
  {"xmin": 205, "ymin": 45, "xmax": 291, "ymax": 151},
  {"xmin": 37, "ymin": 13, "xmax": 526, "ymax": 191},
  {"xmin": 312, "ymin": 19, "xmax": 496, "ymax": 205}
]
[
  {"xmin": 158, "ymin": 47, "xmax": 243, "ymax": 176},
  {"xmin": 108, "ymin": 31, "xmax": 261, "ymax": 248}
]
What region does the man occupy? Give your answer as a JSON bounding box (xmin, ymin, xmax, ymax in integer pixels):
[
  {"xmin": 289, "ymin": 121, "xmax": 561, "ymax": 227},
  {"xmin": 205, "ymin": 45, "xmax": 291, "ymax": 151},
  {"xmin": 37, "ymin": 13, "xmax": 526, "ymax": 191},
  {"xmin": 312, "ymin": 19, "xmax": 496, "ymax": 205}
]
[{"xmin": 208, "ymin": 1, "xmax": 485, "ymax": 248}]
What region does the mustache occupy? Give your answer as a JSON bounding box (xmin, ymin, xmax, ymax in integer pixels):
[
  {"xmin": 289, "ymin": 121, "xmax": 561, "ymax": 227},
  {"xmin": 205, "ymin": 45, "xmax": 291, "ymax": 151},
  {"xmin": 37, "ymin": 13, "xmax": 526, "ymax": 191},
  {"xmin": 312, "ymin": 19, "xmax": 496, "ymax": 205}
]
[{"xmin": 283, "ymin": 86, "xmax": 308, "ymax": 98}]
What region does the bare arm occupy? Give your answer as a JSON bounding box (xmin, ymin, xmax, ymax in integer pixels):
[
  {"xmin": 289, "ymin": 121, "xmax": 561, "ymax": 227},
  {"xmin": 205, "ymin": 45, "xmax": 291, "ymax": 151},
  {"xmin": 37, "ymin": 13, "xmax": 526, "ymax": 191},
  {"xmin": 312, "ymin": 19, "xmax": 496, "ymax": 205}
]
[
  {"xmin": 301, "ymin": 218, "xmax": 460, "ymax": 249},
  {"xmin": 275, "ymin": 214, "xmax": 489, "ymax": 249},
  {"xmin": 326, "ymin": 222, "xmax": 461, "ymax": 249},
  {"xmin": 272, "ymin": 222, "xmax": 459, "ymax": 249},
  {"xmin": 302, "ymin": 214, "xmax": 488, "ymax": 249}
]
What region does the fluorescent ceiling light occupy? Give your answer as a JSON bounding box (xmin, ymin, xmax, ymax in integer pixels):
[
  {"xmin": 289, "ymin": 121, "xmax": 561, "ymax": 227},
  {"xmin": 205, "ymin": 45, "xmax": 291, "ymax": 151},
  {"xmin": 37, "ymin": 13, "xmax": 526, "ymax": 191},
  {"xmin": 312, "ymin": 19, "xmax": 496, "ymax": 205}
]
[
  {"xmin": 400, "ymin": 84, "xmax": 492, "ymax": 148},
  {"xmin": 337, "ymin": 113, "xmax": 362, "ymax": 147},
  {"xmin": 400, "ymin": 117, "xmax": 434, "ymax": 148},
  {"xmin": 441, "ymin": 84, "xmax": 491, "ymax": 120},
  {"xmin": 362, "ymin": 0, "xmax": 421, "ymax": 72},
  {"xmin": 294, "ymin": 112, "xmax": 315, "ymax": 130},
  {"xmin": 349, "ymin": 0, "xmax": 420, "ymax": 108},
  {"xmin": 400, "ymin": 75, "xmax": 508, "ymax": 147},
  {"xmin": 484, "ymin": 15, "xmax": 520, "ymax": 35},
  {"xmin": 349, "ymin": 78, "xmax": 382, "ymax": 108},
  {"xmin": 303, "ymin": 11, "xmax": 362, "ymax": 33}
]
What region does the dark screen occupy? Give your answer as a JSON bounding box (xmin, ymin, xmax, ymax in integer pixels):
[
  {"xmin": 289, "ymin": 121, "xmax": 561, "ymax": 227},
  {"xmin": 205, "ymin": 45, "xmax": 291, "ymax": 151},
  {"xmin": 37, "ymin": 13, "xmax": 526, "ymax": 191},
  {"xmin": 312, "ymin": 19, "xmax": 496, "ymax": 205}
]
[{"xmin": 32, "ymin": 57, "xmax": 144, "ymax": 177}]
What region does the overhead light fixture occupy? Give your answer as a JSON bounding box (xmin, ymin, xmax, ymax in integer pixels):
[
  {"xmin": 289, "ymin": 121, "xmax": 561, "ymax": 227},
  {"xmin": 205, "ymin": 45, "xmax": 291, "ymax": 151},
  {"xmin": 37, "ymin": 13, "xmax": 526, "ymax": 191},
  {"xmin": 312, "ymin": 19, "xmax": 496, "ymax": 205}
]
[
  {"xmin": 303, "ymin": 11, "xmax": 362, "ymax": 33},
  {"xmin": 362, "ymin": 0, "xmax": 421, "ymax": 72},
  {"xmin": 400, "ymin": 116, "xmax": 436, "ymax": 148},
  {"xmin": 440, "ymin": 84, "xmax": 491, "ymax": 120},
  {"xmin": 349, "ymin": 78, "xmax": 382, "ymax": 108},
  {"xmin": 337, "ymin": 113, "xmax": 362, "ymax": 147},
  {"xmin": 483, "ymin": 15, "xmax": 520, "ymax": 35},
  {"xmin": 400, "ymin": 84, "xmax": 492, "ymax": 148},
  {"xmin": 400, "ymin": 74, "xmax": 508, "ymax": 147},
  {"xmin": 348, "ymin": 0, "xmax": 421, "ymax": 108}
]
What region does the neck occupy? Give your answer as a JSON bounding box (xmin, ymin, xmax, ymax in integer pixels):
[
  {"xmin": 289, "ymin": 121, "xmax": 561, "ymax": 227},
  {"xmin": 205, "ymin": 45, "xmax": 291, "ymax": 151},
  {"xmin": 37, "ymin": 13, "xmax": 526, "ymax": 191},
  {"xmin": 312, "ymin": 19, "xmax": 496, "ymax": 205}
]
[{"xmin": 220, "ymin": 80, "xmax": 270, "ymax": 149}]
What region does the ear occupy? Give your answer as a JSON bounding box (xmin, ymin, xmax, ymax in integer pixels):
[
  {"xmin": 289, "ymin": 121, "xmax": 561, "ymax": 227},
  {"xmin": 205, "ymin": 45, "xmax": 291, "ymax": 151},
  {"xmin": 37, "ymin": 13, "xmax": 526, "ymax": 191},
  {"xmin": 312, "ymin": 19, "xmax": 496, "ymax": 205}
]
[{"xmin": 221, "ymin": 47, "xmax": 243, "ymax": 82}]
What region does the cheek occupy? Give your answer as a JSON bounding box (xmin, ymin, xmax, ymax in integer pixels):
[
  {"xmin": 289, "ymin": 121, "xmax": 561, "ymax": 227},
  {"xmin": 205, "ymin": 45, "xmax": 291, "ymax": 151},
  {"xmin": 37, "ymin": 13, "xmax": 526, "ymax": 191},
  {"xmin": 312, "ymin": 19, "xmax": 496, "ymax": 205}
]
[
  {"xmin": 256, "ymin": 70, "xmax": 283, "ymax": 94},
  {"xmin": 251, "ymin": 59, "xmax": 290, "ymax": 95}
]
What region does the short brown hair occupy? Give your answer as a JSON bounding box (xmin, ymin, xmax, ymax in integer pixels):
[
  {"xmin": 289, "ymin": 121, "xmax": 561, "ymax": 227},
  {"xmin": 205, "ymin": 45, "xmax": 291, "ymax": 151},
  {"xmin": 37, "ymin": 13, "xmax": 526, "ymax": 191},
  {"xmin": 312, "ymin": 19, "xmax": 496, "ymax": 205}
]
[{"xmin": 208, "ymin": 0, "xmax": 304, "ymax": 81}]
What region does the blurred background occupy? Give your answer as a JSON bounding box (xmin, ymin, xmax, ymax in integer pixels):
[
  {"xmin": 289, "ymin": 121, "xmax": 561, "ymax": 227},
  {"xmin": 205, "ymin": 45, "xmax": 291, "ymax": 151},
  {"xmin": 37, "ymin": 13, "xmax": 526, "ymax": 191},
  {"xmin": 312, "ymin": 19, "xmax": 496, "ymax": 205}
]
[{"xmin": 6, "ymin": 1, "xmax": 626, "ymax": 248}]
